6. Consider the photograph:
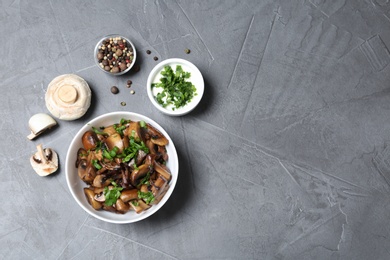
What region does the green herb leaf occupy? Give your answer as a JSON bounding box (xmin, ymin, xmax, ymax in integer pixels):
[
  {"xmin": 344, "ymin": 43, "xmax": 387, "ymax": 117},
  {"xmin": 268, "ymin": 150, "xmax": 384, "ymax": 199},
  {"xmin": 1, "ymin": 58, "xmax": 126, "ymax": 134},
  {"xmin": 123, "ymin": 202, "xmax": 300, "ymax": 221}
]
[
  {"xmin": 104, "ymin": 181, "xmax": 123, "ymax": 206},
  {"xmin": 91, "ymin": 159, "xmax": 102, "ymax": 170},
  {"xmin": 152, "ymin": 65, "xmax": 197, "ymax": 110},
  {"xmin": 92, "ymin": 126, "xmax": 108, "ymax": 136},
  {"xmin": 140, "ymin": 120, "xmax": 146, "ymax": 128},
  {"xmin": 137, "ymin": 191, "xmax": 155, "ymax": 204}
]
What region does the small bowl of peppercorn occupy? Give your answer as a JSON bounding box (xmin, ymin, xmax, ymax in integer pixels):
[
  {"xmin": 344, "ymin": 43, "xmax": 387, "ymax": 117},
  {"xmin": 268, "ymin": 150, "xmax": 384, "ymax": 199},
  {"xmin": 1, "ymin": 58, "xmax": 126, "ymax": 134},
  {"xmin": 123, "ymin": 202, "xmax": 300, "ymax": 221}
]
[{"xmin": 94, "ymin": 35, "xmax": 136, "ymax": 75}]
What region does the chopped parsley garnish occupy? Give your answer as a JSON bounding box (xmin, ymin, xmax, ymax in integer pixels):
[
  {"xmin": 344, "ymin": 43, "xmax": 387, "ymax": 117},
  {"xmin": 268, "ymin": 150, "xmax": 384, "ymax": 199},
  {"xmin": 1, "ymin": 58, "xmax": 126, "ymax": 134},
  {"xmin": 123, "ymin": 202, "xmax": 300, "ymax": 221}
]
[
  {"xmin": 113, "ymin": 123, "xmax": 126, "ymax": 136},
  {"xmin": 91, "ymin": 159, "xmax": 102, "ymax": 170},
  {"xmin": 92, "ymin": 126, "xmax": 108, "ymax": 136},
  {"xmin": 104, "ymin": 181, "xmax": 123, "ymax": 206},
  {"xmin": 140, "ymin": 120, "xmax": 147, "ymax": 128},
  {"xmin": 137, "ymin": 191, "xmax": 155, "ymax": 204},
  {"xmin": 121, "ymin": 136, "xmax": 149, "ymax": 163},
  {"xmin": 138, "ymin": 171, "xmax": 151, "ymax": 187},
  {"xmin": 151, "ymin": 65, "xmax": 197, "ymax": 110}
]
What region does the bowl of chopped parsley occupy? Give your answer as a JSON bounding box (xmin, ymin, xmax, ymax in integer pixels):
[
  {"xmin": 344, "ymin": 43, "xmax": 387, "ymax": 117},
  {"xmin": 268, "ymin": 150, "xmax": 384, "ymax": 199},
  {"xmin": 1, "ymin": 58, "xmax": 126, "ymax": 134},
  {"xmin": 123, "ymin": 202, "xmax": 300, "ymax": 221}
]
[
  {"xmin": 65, "ymin": 111, "xmax": 179, "ymax": 224},
  {"xmin": 147, "ymin": 58, "xmax": 204, "ymax": 116}
]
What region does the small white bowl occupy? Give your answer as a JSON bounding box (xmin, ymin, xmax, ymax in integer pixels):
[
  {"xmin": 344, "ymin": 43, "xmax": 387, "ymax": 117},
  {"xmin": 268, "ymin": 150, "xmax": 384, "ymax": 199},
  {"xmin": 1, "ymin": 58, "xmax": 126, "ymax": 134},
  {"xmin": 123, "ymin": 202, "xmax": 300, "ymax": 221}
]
[
  {"xmin": 65, "ymin": 112, "xmax": 179, "ymax": 224},
  {"xmin": 146, "ymin": 58, "xmax": 204, "ymax": 116},
  {"xmin": 94, "ymin": 34, "xmax": 137, "ymax": 75}
]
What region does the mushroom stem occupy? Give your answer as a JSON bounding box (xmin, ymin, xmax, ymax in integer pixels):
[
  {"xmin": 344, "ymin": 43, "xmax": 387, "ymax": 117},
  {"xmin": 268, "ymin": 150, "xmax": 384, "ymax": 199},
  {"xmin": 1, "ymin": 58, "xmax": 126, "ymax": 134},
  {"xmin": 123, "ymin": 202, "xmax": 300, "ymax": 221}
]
[{"xmin": 36, "ymin": 144, "xmax": 48, "ymax": 164}]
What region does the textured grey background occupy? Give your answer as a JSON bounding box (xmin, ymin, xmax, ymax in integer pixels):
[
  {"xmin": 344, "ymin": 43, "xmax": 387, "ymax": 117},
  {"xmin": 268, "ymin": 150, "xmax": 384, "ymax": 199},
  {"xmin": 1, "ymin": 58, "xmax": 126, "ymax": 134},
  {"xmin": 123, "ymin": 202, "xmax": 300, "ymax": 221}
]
[{"xmin": 1, "ymin": 0, "xmax": 390, "ymax": 259}]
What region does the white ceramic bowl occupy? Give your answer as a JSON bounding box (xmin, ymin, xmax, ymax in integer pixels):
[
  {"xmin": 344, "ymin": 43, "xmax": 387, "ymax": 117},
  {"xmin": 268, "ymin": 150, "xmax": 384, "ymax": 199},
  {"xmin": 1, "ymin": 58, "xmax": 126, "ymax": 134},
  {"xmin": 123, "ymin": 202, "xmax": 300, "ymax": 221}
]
[
  {"xmin": 65, "ymin": 112, "xmax": 179, "ymax": 224},
  {"xmin": 94, "ymin": 34, "xmax": 136, "ymax": 75},
  {"xmin": 146, "ymin": 58, "xmax": 204, "ymax": 116}
]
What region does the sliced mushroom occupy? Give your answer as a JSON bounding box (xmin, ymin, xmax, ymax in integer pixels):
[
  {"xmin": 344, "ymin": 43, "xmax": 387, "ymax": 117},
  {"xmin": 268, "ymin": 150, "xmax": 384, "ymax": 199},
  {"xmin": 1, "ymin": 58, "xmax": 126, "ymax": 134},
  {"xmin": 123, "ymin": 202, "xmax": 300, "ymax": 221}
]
[
  {"xmin": 75, "ymin": 148, "xmax": 87, "ymax": 168},
  {"xmin": 102, "ymin": 125, "xmax": 117, "ymax": 136},
  {"xmin": 136, "ymin": 149, "xmax": 147, "ymax": 165},
  {"xmin": 82, "ymin": 131, "xmax": 99, "ymax": 150},
  {"xmin": 130, "ymin": 164, "xmax": 150, "ymax": 187},
  {"xmin": 78, "ymin": 159, "xmax": 96, "ymax": 184},
  {"xmin": 84, "ymin": 188, "xmax": 102, "ymax": 210},
  {"xmin": 124, "ymin": 121, "xmax": 142, "ymax": 141},
  {"xmin": 92, "ymin": 174, "xmax": 110, "ymax": 188},
  {"xmin": 120, "ymin": 189, "xmax": 138, "ymax": 202},
  {"xmin": 154, "ymin": 161, "xmax": 171, "ymax": 182},
  {"xmin": 94, "ymin": 192, "xmax": 106, "ymax": 202},
  {"xmin": 27, "ymin": 113, "xmax": 57, "ymax": 140},
  {"xmin": 30, "ymin": 144, "xmax": 58, "ymax": 176},
  {"xmin": 157, "ymin": 145, "xmax": 168, "ymax": 162},
  {"xmin": 129, "ymin": 199, "xmax": 150, "ymax": 214},
  {"xmin": 146, "ymin": 123, "xmax": 168, "ymax": 146},
  {"xmin": 151, "ymin": 175, "xmax": 168, "ymax": 199}
]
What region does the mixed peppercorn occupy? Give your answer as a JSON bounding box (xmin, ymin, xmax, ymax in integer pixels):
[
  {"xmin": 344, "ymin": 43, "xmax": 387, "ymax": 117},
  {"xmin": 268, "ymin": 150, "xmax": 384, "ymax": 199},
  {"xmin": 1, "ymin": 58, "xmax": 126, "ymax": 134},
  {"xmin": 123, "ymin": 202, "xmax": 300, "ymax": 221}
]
[{"xmin": 97, "ymin": 36, "xmax": 134, "ymax": 74}]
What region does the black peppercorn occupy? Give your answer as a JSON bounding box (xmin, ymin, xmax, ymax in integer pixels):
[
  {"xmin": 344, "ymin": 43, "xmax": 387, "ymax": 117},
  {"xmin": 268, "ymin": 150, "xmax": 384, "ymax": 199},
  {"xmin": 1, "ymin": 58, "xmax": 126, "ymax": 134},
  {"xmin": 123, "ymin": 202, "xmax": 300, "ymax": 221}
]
[{"xmin": 111, "ymin": 86, "xmax": 119, "ymax": 94}]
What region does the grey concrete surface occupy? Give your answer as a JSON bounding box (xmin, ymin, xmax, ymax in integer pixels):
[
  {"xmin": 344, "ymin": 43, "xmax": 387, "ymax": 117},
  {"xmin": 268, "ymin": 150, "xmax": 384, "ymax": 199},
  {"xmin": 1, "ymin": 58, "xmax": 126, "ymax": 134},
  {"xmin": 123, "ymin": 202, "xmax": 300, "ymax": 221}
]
[{"xmin": 1, "ymin": 0, "xmax": 390, "ymax": 259}]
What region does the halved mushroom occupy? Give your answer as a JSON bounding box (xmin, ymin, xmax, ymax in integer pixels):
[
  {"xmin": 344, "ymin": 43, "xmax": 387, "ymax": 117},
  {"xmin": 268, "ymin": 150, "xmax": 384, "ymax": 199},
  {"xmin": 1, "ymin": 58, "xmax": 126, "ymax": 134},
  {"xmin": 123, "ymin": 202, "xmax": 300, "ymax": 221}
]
[
  {"xmin": 123, "ymin": 121, "xmax": 142, "ymax": 141},
  {"xmin": 120, "ymin": 189, "xmax": 138, "ymax": 202},
  {"xmin": 78, "ymin": 159, "xmax": 96, "ymax": 184},
  {"xmin": 115, "ymin": 198, "xmax": 130, "ymax": 214},
  {"xmin": 102, "ymin": 125, "xmax": 117, "ymax": 136},
  {"xmin": 130, "ymin": 164, "xmax": 150, "ymax": 187},
  {"xmin": 76, "ymin": 148, "xmax": 88, "ymax": 168},
  {"xmin": 30, "ymin": 144, "xmax": 58, "ymax": 176},
  {"xmin": 129, "ymin": 199, "xmax": 150, "ymax": 214},
  {"xmin": 94, "ymin": 192, "xmax": 105, "ymax": 202},
  {"xmin": 92, "ymin": 174, "xmax": 111, "ymax": 188},
  {"xmin": 27, "ymin": 113, "xmax": 57, "ymax": 140},
  {"xmin": 105, "ymin": 133, "xmax": 124, "ymax": 152},
  {"xmin": 84, "ymin": 188, "xmax": 102, "ymax": 210},
  {"xmin": 145, "ymin": 140, "xmax": 157, "ymax": 155},
  {"xmin": 82, "ymin": 130, "xmax": 99, "ymax": 150},
  {"xmin": 146, "ymin": 123, "xmax": 168, "ymax": 146}
]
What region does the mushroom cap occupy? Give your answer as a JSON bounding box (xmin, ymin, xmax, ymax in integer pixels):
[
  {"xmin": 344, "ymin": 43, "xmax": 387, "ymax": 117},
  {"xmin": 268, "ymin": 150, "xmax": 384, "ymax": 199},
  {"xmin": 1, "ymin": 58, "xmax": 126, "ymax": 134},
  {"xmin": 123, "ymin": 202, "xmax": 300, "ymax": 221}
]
[
  {"xmin": 27, "ymin": 113, "xmax": 57, "ymax": 140},
  {"xmin": 45, "ymin": 74, "xmax": 91, "ymax": 121}
]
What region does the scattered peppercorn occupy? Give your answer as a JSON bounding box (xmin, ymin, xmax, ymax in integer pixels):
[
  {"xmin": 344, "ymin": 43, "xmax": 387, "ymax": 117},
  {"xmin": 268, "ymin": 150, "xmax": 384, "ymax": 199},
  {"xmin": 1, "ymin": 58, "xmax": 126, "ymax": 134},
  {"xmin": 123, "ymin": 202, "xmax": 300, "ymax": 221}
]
[
  {"xmin": 146, "ymin": 50, "xmax": 151, "ymax": 54},
  {"xmin": 121, "ymin": 101, "xmax": 126, "ymax": 106},
  {"xmin": 97, "ymin": 36, "xmax": 135, "ymax": 74},
  {"xmin": 185, "ymin": 48, "xmax": 191, "ymax": 54},
  {"xmin": 127, "ymin": 80, "xmax": 132, "ymax": 85},
  {"xmin": 130, "ymin": 90, "xmax": 135, "ymax": 95},
  {"xmin": 111, "ymin": 86, "xmax": 119, "ymax": 94},
  {"xmin": 133, "ymin": 65, "xmax": 140, "ymax": 72},
  {"xmin": 153, "ymin": 56, "xmax": 158, "ymax": 61}
]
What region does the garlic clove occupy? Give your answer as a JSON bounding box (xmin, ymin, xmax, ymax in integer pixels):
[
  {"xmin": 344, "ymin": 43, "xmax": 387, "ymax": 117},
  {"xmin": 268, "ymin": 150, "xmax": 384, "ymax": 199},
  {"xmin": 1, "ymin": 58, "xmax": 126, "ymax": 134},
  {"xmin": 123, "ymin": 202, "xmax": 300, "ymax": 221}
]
[
  {"xmin": 27, "ymin": 113, "xmax": 57, "ymax": 140},
  {"xmin": 30, "ymin": 144, "xmax": 59, "ymax": 176}
]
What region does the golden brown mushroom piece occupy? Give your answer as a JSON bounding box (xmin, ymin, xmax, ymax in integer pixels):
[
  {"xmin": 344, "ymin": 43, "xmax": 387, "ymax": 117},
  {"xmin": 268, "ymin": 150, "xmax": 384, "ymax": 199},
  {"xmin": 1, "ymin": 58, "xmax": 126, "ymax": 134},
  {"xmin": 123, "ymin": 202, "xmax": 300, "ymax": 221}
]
[
  {"xmin": 105, "ymin": 133, "xmax": 124, "ymax": 152},
  {"xmin": 82, "ymin": 131, "xmax": 99, "ymax": 150},
  {"xmin": 115, "ymin": 198, "xmax": 130, "ymax": 214},
  {"xmin": 123, "ymin": 121, "xmax": 142, "ymax": 141},
  {"xmin": 120, "ymin": 189, "xmax": 138, "ymax": 202},
  {"xmin": 78, "ymin": 159, "xmax": 96, "ymax": 184},
  {"xmin": 84, "ymin": 188, "xmax": 102, "ymax": 210},
  {"xmin": 129, "ymin": 199, "xmax": 151, "ymax": 214},
  {"xmin": 146, "ymin": 123, "xmax": 168, "ymax": 146},
  {"xmin": 130, "ymin": 164, "xmax": 151, "ymax": 187}
]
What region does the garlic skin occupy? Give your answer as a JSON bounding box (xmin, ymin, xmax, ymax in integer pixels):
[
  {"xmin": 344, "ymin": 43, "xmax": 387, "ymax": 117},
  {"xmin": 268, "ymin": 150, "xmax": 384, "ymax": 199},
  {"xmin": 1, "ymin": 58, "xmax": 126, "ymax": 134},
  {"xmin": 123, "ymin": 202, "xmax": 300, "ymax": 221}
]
[
  {"xmin": 30, "ymin": 144, "xmax": 59, "ymax": 176},
  {"xmin": 45, "ymin": 74, "xmax": 91, "ymax": 121},
  {"xmin": 27, "ymin": 113, "xmax": 57, "ymax": 140}
]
